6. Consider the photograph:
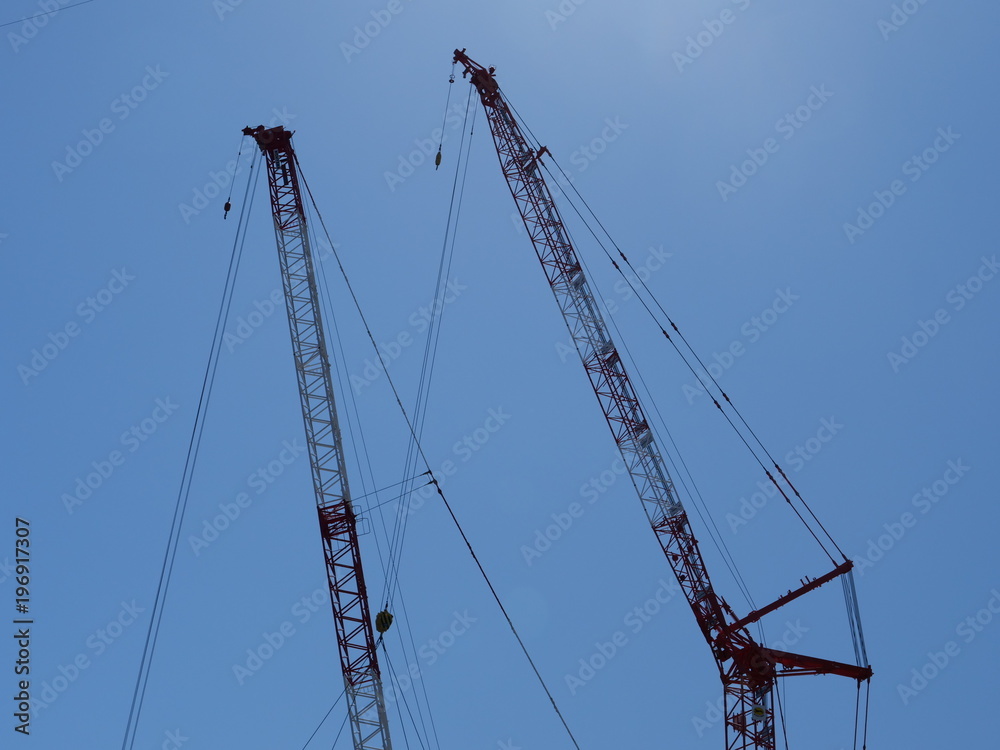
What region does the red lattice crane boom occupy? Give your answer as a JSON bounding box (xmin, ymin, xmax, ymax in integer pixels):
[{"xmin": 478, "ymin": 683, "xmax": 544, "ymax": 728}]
[
  {"xmin": 452, "ymin": 49, "xmax": 871, "ymax": 749},
  {"xmin": 243, "ymin": 125, "xmax": 392, "ymax": 750}
]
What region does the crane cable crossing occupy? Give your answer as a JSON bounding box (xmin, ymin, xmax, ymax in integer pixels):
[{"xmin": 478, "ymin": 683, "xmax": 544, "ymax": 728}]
[
  {"xmin": 118, "ymin": 149, "xmax": 261, "ymax": 750},
  {"xmin": 383, "ymin": 80, "xmax": 478, "ymax": 612},
  {"xmin": 507, "ymin": 88, "xmax": 872, "ymax": 739},
  {"xmin": 533, "ymin": 131, "xmax": 848, "ymax": 566},
  {"xmin": 277, "ymin": 158, "xmax": 438, "ymax": 750},
  {"xmin": 245, "ymin": 124, "xmax": 396, "ymax": 750},
  {"xmin": 498, "ymin": 93, "xmax": 766, "ymax": 640},
  {"xmin": 381, "ymin": 642, "xmax": 434, "ymax": 750},
  {"xmin": 363, "ymin": 88, "xmax": 480, "ymax": 750},
  {"xmin": 453, "ymin": 47, "xmax": 871, "ymax": 749},
  {"xmin": 298, "ymin": 686, "xmax": 346, "ymax": 749},
  {"xmin": 296, "ymin": 153, "xmax": 584, "ymax": 750},
  {"xmin": 553, "ymin": 193, "xmax": 763, "ymax": 624},
  {"xmin": 300, "ymin": 91, "xmax": 477, "ymax": 748},
  {"xmin": 304, "ymin": 172, "xmax": 444, "ymax": 750},
  {"xmin": 531, "ymin": 143, "xmax": 872, "ymax": 684},
  {"xmin": 504, "ymin": 87, "xmax": 844, "ymax": 566}
]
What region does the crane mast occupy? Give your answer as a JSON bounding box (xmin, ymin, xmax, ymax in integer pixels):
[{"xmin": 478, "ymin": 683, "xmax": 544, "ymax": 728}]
[
  {"xmin": 243, "ymin": 125, "xmax": 392, "ymax": 750},
  {"xmin": 452, "ymin": 49, "xmax": 871, "ymax": 749}
]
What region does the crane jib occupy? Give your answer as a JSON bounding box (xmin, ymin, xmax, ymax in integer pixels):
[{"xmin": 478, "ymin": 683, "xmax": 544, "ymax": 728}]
[
  {"xmin": 243, "ymin": 124, "xmax": 393, "ymax": 750},
  {"xmin": 453, "ymin": 48, "xmax": 871, "ymax": 750}
]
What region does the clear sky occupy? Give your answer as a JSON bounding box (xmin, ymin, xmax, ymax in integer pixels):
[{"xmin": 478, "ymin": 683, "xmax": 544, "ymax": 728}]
[{"xmin": 2, "ymin": 1, "xmax": 998, "ymax": 748}]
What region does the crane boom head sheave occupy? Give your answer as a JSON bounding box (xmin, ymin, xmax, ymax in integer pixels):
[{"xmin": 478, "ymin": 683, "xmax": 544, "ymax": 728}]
[
  {"xmin": 242, "ymin": 124, "xmax": 294, "ymax": 150},
  {"xmin": 453, "ymin": 49, "xmax": 501, "ymax": 102}
]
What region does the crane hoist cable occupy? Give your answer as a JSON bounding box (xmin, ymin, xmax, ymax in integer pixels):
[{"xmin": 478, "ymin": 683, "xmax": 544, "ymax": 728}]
[
  {"xmin": 500, "ymin": 90, "xmax": 841, "ymax": 564},
  {"xmin": 373, "ymin": 101, "xmax": 477, "ymax": 750},
  {"xmin": 535, "ymin": 166, "xmax": 861, "ymax": 660},
  {"xmin": 354, "ymin": 478, "xmax": 434, "ymax": 516},
  {"xmin": 352, "ymin": 473, "xmax": 433, "ymax": 504},
  {"xmin": 310, "ymin": 220, "xmax": 400, "ymax": 596},
  {"xmin": 384, "ymin": 83, "xmax": 477, "ymax": 611},
  {"xmin": 298, "ymin": 686, "xmax": 346, "ymax": 749},
  {"xmin": 299, "ymin": 134, "xmax": 481, "ymax": 750},
  {"xmin": 300, "ymin": 168, "xmax": 441, "ymax": 750},
  {"xmin": 119, "ymin": 150, "xmax": 261, "ymax": 750},
  {"xmin": 0, "ymin": 0, "xmax": 95, "ymax": 28},
  {"xmin": 556, "ymin": 196, "xmax": 762, "ymax": 618},
  {"xmin": 299, "ymin": 161, "xmax": 444, "ymax": 750},
  {"xmin": 321, "ymin": 92, "xmax": 474, "ymax": 750},
  {"xmin": 527, "ymin": 134, "xmax": 843, "ymax": 565},
  {"xmin": 246, "ymin": 124, "xmax": 397, "ymax": 750},
  {"xmin": 381, "ymin": 643, "xmax": 431, "ymax": 750},
  {"xmin": 302, "ymin": 697, "xmax": 351, "ymax": 750},
  {"xmin": 775, "ymin": 685, "xmax": 790, "ymax": 749},
  {"xmin": 297, "ymin": 152, "xmax": 583, "ymax": 750},
  {"xmin": 452, "ymin": 47, "xmax": 872, "ymax": 749},
  {"xmin": 223, "ymin": 134, "xmax": 246, "ymax": 219},
  {"xmin": 543, "ymin": 209, "xmax": 765, "ymax": 622},
  {"xmin": 435, "ymin": 62, "xmax": 458, "ymax": 169},
  {"xmin": 529, "ymin": 135, "xmax": 848, "ymax": 564}
]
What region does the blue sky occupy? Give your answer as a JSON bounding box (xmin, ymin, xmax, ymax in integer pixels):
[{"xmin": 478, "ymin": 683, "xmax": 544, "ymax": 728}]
[{"xmin": 2, "ymin": 1, "xmax": 998, "ymax": 748}]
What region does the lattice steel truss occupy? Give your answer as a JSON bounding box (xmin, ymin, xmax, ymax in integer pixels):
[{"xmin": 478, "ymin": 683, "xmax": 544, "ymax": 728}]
[
  {"xmin": 244, "ymin": 125, "xmax": 392, "ymax": 750},
  {"xmin": 452, "ymin": 50, "xmax": 871, "ymax": 750}
]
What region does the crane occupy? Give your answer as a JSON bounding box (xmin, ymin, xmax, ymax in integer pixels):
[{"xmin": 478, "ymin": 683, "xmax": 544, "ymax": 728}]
[
  {"xmin": 451, "ymin": 49, "xmax": 872, "ymax": 749},
  {"xmin": 243, "ymin": 124, "xmax": 393, "ymax": 750}
]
